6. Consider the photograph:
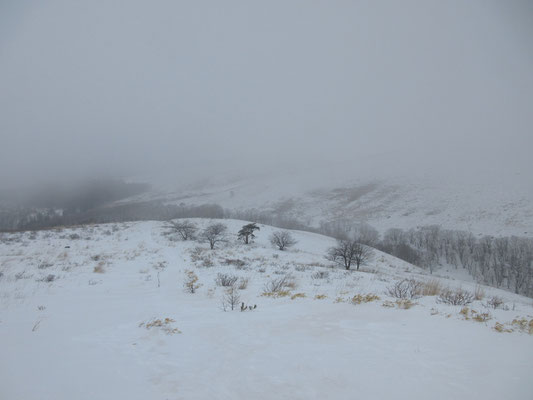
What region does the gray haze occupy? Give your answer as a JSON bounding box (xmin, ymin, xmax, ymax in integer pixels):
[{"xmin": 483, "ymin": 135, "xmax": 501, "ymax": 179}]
[{"xmin": 1, "ymin": 0, "xmax": 532, "ymax": 191}]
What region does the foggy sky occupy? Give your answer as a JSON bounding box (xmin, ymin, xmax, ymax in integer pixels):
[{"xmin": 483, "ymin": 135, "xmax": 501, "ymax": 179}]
[{"xmin": 1, "ymin": 0, "xmax": 532, "ymax": 190}]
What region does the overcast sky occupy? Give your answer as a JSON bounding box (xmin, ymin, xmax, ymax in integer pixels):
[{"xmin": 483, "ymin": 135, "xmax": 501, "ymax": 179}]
[{"xmin": 1, "ymin": 0, "xmax": 532, "ymax": 190}]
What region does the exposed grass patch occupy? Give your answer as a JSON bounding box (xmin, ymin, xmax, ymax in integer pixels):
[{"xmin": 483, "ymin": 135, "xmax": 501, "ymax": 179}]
[
  {"xmin": 139, "ymin": 318, "xmax": 181, "ymax": 335},
  {"xmin": 420, "ymin": 279, "xmax": 443, "ymax": 296},
  {"xmin": 262, "ymin": 290, "xmax": 291, "ymax": 298},
  {"xmin": 290, "ymin": 293, "xmax": 306, "ymax": 300},
  {"xmin": 351, "ymin": 294, "xmax": 380, "ymax": 305}
]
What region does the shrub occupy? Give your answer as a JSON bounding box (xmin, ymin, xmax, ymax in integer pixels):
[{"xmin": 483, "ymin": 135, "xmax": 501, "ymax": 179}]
[
  {"xmin": 386, "ymin": 279, "xmax": 422, "ymax": 299},
  {"xmin": 311, "ymin": 271, "xmax": 330, "ymax": 280},
  {"xmin": 511, "ymin": 318, "xmax": 533, "ymax": 334},
  {"xmin": 39, "ymin": 274, "xmax": 56, "ymax": 282},
  {"xmin": 474, "ymin": 285, "xmax": 485, "ymax": 301},
  {"xmin": 221, "ymin": 287, "xmax": 240, "ymax": 311},
  {"xmin": 38, "ymin": 262, "xmax": 54, "ymax": 270},
  {"xmin": 263, "ymin": 275, "xmax": 295, "ymax": 294},
  {"xmin": 314, "ymin": 294, "xmax": 327, "ymax": 300},
  {"xmin": 223, "ymin": 258, "xmax": 247, "ymax": 268},
  {"xmin": 291, "ymin": 293, "xmax": 306, "ymax": 300},
  {"xmin": 485, "ymin": 296, "xmax": 506, "ymax": 310},
  {"xmin": 471, "ymin": 310, "xmax": 492, "ymax": 322},
  {"xmin": 184, "ymin": 270, "xmax": 201, "ymax": 293},
  {"xmin": 237, "ymin": 277, "xmax": 249, "ymax": 290},
  {"xmin": 215, "ymin": 273, "xmax": 239, "ymax": 287},
  {"xmin": 93, "ymin": 263, "xmax": 106, "ymax": 273},
  {"xmin": 437, "ymin": 288, "xmax": 474, "ymax": 306},
  {"xmin": 269, "ymin": 230, "xmax": 297, "ymax": 251},
  {"xmin": 395, "ymin": 299, "xmax": 416, "ymax": 309}
]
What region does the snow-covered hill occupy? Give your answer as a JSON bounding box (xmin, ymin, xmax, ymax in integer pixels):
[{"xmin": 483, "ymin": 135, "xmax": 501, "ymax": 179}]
[
  {"xmin": 122, "ymin": 170, "xmax": 533, "ymax": 237},
  {"xmin": 1, "ymin": 219, "xmax": 532, "ymax": 399}
]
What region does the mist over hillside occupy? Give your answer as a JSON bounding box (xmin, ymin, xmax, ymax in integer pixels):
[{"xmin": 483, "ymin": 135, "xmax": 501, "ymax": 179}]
[{"xmin": 1, "ymin": 1, "xmax": 533, "ymax": 399}]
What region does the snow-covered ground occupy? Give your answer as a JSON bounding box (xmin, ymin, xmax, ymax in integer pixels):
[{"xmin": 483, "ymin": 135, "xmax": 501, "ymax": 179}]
[
  {"xmin": 1, "ymin": 219, "xmax": 532, "ymax": 399},
  {"xmin": 123, "ymin": 169, "xmax": 533, "ymax": 237}
]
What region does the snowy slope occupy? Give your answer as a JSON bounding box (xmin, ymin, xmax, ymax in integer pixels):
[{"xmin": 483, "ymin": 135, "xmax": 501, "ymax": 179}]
[
  {"xmin": 122, "ymin": 170, "xmax": 533, "ymax": 237},
  {"xmin": 1, "ymin": 220, "xmax": 532, "ymax": 400}
]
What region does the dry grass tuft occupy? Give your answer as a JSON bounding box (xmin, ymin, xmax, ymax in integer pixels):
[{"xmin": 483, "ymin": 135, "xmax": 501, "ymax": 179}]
[
  {"xmin": 139, "ymin": 318, "xmax": 181, "ymax": 335},
  {"xmin": 511, "ymin": 318, "xmax": 533, "ymax": 334},
  {"xmin": 290, "ymin": 293, "xmax": 306, "ymax": 300},
  {"xmin": 262, "ymin": 290, "xmax": 291, "ymax": 298},
  {"xmin": 420, "ymin": 279, "xmax": 443, "ymax": 296},
  {"xmin": 474, "ymin": 285, "xmax": 485, "ymax": 301},
  {"xmin": 395, "ymin": 299, "xmax": 416, "ymax": 309},
  {"xmin": 93, "ymin": 262, "xmax": 105, "ymax": 273},
  {"xmin": 351, "ymin": 294, "xmax": 380, "ymax": 305}
]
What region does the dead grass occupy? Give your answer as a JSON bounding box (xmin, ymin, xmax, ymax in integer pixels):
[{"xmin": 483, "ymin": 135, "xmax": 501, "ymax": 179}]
[
  {"xmin": 474, "ymin": 285, "xmax": 485, "ymax": 301},
  {"xmin": 139, "ymin": 318, "xmax": 181, "ymax": 335},
  {"xmin": 395, "ymin": 299, "xmax": 416, "ymax": 309},
  {"xmin": 511, "ymin": 318, "xmax": 533, "ymax": 334},
  {"xmin": 351, "ymin": 294, "xmax": 380, "ymax": 305},
  {"xmin": 93, "ymin": 262, "xmax": 105, "ymax": 273},
  {"xmin": 290, "ymin": 293, "xmax": 306, "ymax": 300},
  {"xmin": 419, "ymin": 279, "xmax": 443, "ymax": 296},
  {"xmin": 262, "ymin": 290, "xmax": 291, "ymax": 298},
  {"xmin": 237, "ymin": 277, "xmax": 249, "ymax": 290}
]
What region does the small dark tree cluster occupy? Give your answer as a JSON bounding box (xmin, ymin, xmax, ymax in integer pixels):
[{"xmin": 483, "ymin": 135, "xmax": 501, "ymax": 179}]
[
  {"xmin": 327, "ymin": 239, "xmax": 373, "ymax": 270},
  {"xmin": 238, "ymin": 223, "xmax": 260, "ymax": 244}
]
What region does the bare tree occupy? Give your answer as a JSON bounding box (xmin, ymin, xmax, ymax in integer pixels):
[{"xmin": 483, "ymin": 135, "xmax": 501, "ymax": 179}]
[
  {"xmin": 328, "ymin": 239, "xmax": 373, "ymax": 270},
  {"xmin": 168, "ymin": 220, "xmax": 197, "ymax": 240},
  {"xmin": 269, "ymin": 230, "xmax": 297, "ymax": 251},
  {"xmin": 221, "ymin": 286, "xmax": 241, "ymax": 311},
  {"xmin": 200, "ymin": 222, "xmax": 228, "ymax": 250}
]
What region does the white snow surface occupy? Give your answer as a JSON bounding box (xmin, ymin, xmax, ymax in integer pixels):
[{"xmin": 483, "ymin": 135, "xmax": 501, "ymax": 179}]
[
  {"xmin": 1, "ymin": 219, "xmax": 532, "ymax": 400},
  {"xmin": 123, "ymin": 170, "xmax": 533, "ymax": 237}
]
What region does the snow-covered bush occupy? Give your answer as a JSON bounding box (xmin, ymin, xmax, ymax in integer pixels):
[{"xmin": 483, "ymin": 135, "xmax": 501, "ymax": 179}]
[
  {"xmin": 437, "ymin": 288, "xmax": 474, "ymax": 306},
  {"xmin": 215, "ymin": 273, "xmax": 238, "ymax": 287},
  {"xmin": 386, "ymin": 279, "xmax": 422, "ymax": 299},
  {"xmin": 269, "ymin": 230, "xmax": 297, "ymax": 251},
  {"xmin": 485, "ymin": 296, "xmax": 506, "ymax": 310},
  {"xmin": 263, "ymin": 275, "xmax": 295, "ymax": 295}
]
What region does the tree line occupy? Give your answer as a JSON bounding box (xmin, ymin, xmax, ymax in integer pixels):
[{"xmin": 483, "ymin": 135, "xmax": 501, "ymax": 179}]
[{"xmin": 1, "ymin": 200, "xmax": 531, "ymax": 297}]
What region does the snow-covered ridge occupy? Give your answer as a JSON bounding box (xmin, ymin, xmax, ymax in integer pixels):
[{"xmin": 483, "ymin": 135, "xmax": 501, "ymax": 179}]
[
  {"xmin": 1, "ymin": 219, "xmax": 532, "ymax": 400},
  {"xmin": 121, "ymin": 172, "xmax": 533, "ymax": 238}
]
